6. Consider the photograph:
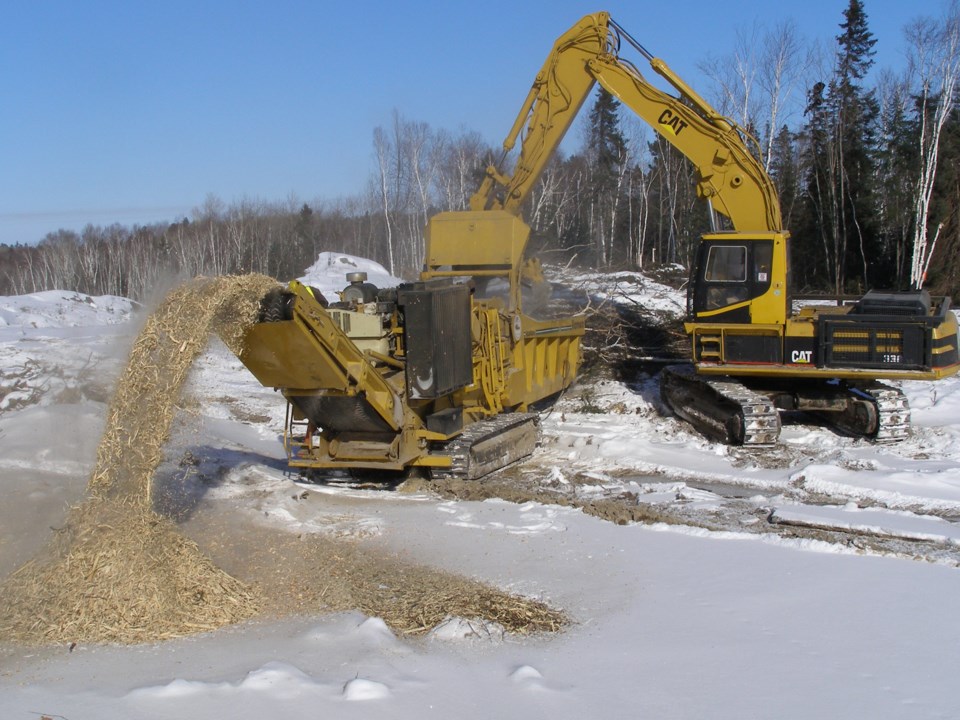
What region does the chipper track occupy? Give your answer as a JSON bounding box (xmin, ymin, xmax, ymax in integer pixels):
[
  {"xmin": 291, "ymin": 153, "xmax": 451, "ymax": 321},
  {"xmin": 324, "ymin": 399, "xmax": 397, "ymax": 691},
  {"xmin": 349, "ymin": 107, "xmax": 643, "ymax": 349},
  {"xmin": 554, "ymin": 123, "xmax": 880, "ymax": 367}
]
[{"xmin": 430, "ymin": 413, "xmax": 541, "ymax": 481}]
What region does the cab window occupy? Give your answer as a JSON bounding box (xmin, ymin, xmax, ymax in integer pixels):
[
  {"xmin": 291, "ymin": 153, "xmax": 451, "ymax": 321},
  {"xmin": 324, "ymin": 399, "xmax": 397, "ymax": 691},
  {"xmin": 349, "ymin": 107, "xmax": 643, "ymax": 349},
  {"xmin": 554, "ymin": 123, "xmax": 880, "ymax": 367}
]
[{"xmin": 704, "ymin": 245, "xmax": 747, "ymax": 282}]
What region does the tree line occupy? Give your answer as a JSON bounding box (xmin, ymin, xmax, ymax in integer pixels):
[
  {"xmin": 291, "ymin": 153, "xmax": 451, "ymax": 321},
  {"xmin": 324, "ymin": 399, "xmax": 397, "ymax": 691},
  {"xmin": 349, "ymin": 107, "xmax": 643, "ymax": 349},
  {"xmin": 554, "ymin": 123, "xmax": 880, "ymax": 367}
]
[{"xmin": 1, "ymin": 0, "xmax": 958, "ymax": 302}]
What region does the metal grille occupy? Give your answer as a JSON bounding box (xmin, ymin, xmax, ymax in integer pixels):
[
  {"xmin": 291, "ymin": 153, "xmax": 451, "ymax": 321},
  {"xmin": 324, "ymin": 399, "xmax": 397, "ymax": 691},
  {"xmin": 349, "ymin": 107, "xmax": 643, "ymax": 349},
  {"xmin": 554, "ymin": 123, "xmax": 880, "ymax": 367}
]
[
  {"xmin": 398, "ymin": 281, "xmax": 473, "ymax": 399},
  {"xmin": 820, "ymin": 318, "xmax": 927, "ymax": 370}
]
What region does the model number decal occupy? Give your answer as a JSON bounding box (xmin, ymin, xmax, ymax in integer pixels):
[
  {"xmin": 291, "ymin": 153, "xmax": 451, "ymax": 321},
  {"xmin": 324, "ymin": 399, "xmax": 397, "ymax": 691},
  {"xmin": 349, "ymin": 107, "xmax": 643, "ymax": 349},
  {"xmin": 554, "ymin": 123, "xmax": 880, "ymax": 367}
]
[{"xmin": 883, "ymin": 354, "xmax": 902, "ymax": 364}]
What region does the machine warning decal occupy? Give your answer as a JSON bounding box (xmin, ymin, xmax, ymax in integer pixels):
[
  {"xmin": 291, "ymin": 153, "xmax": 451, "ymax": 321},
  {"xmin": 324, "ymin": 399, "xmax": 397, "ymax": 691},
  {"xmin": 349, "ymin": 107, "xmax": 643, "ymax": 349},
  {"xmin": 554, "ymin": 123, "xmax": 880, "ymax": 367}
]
[{"xmin": 658, "ymin": 109, "xmax": 688, "ymax": 136}]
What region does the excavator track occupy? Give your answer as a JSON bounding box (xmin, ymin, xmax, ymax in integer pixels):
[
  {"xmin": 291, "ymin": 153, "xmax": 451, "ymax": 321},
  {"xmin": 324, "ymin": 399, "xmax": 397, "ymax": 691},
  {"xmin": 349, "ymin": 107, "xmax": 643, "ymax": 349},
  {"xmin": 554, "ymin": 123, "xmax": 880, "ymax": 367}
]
[
  {"xmin": 870, "ymin": 384, "xmax": 911, "ymax": 442},
  {"xmin": 660, "ymin": 365, "xmax": 781, "ymax": 446},
  {"xmin": 430, "ymin": 413, "xmax": 541, "ymax": 480},
  {"xmin": 827, "ymin": 384, "xmax": 910, "ymax": 442}
]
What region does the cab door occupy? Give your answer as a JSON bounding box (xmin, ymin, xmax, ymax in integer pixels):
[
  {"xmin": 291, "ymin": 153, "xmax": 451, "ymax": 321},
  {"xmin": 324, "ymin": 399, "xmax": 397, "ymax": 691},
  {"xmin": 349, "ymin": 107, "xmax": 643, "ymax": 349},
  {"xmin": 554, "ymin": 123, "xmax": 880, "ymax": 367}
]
[{"xmin": 691, "ymin": 239, "xmax": 773, "ymax": 323}]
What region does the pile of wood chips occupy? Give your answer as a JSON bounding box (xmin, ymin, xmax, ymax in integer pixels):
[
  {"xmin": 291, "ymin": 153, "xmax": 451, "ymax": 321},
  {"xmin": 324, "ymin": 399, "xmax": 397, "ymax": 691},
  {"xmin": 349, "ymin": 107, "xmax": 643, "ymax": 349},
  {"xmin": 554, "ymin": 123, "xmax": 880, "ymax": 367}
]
[
  {"xmin": 325, "ymin": 542, "xmax": 566, "ymax": 636},
  {"xmin": 0, "ymin": 275, "xmax": 277, "ymax": 644}
]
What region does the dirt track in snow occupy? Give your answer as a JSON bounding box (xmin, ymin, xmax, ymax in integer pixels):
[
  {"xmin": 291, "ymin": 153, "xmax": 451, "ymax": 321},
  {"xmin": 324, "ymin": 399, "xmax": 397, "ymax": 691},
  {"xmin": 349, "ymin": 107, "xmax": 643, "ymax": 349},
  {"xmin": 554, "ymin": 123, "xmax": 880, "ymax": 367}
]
[{"xmin": 416, "ymin": 464, "xmax": 960, "ymax": 568}]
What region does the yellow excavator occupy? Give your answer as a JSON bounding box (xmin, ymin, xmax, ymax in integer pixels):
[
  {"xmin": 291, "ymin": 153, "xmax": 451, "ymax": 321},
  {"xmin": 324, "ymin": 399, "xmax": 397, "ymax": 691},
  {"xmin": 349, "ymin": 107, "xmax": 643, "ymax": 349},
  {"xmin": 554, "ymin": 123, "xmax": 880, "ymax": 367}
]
[
  {"xmin": 233, "ymin": 11, "xmax": 958, "ymax": 479},
  {"xmin": 470, "ymin": 11, "xmax": 958, "ymax": 445}
]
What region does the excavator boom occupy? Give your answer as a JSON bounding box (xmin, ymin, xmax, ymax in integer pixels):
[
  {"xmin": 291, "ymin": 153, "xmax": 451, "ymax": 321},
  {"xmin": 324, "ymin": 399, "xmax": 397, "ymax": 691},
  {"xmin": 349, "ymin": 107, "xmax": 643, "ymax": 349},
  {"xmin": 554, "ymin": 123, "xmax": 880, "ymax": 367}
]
[
  {"xmin": 471, "ymin": 12, "xmax": 782, "ymax": 234},
  {"xmin": 470, "ymin": 13, "xmax": 612, "ymax": 213}
]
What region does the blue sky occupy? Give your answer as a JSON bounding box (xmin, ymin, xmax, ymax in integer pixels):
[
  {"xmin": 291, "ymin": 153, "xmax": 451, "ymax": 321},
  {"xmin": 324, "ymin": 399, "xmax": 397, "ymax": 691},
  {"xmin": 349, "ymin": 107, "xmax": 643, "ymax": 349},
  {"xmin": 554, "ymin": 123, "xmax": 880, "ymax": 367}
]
[{"xmin": 0, "ymin": 0, "xmax": 936, "ymax": 246}]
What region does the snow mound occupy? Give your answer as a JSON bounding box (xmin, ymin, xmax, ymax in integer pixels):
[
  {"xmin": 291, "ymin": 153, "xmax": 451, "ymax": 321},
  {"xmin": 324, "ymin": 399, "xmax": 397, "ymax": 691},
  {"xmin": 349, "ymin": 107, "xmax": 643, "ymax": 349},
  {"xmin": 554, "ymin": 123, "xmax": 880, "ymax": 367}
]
[
  {"xmin": 298, "ymin": 252, "xmax": 404, "ymax": 304},
  {"xmin": 240, "ymin": 662, "xmax": 322, "ymax": 696},
  {"xmin": 355, "ymin": 616, "xmax": 400, "ymax": 645},
  {"xmin": 342, "ymin": 677, "xmax": 391, "ymax": 701},
  {"xmin": 129, "ymin": 661, "xmax": 328, "ymax": 701},
  {"xmin": 509, "ymin": 664, "xmax": 544, "ymax": 682},
  {"xmin": 429, "ymin": 616, "xmax": 505, "ymax": 643},
  {"xmin": 0, "ymin": 290, "xmax": 135, "ymax": 328},
  {"xmin": 509, "ymin": 664, "xmax": 557, "ymax": 693}
]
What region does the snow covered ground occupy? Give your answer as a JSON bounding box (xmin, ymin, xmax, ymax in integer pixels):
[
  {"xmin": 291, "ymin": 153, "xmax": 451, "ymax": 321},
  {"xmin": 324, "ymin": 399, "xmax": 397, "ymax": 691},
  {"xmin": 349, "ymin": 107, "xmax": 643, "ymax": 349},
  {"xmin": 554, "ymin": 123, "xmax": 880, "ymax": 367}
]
[{"xmin": 2, "ymin": 257, "xmax": 960, "ymax": 719}]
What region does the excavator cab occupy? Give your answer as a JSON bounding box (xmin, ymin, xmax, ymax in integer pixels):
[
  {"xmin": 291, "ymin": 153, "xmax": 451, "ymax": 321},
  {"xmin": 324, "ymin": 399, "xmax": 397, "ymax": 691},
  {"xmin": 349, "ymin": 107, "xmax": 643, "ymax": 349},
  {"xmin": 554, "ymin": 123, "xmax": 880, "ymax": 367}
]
[
  {"xmin": 688, "ymin": 232, "xmax": 790, "ymax": 327},
  {"xmin": 692, "ymin": 239, "xmax": 768, "ymax": 321}
]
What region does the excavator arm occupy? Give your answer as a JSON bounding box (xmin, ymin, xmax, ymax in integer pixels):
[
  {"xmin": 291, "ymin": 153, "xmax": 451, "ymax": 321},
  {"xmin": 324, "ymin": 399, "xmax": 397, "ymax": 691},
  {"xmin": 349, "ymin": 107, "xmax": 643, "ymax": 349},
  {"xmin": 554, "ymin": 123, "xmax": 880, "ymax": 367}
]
[
  {"xmin": 469, "ymin": 13, "xmax": 612, "ymax": 213},
  {"xmin": 471, "ymin": 12, "xmax": 782, "ymax": 233}
]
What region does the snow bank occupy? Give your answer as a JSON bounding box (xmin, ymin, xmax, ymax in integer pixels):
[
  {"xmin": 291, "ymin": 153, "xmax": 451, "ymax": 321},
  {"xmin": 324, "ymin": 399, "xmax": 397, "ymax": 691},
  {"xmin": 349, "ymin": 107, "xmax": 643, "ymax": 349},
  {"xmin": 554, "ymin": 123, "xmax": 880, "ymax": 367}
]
[
  {"xmin": 559, "ymin": 268, "xmax": 687, "ymax": 319},
  {"xmin": 771, "ymin": 502, "xmax": 960, "ymax": 545},
  {"xmin": 790, "ymin": 462, "xmax": 960, "ymax": 512},
  {"xmin": 0, "ymin": 290, "xmax": 135, "ymax": 329},
  {"xmin": 903, "ymin": 375, "xmax": 960, "ymax": 428}
]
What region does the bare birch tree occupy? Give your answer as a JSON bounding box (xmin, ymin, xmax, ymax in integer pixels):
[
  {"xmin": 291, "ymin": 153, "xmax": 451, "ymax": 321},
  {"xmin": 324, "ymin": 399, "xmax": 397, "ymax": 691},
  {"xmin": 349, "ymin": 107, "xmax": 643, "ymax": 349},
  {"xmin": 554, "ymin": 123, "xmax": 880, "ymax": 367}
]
[
  {"xmin": 701, "ymin": 21, "xmax": 811, "ymax": 171},
  {"xmin": 372, "ymin": 125, "xmax": 396, "ymax": 276},
  {"xmin": 435, "ymin": 130, "xmax": 487, "ymax": 211},
  {"xmin": 907, "ymin": 1, "xmax": 960, "ymax": 288},
  {"xmin": 622, "ymin": 117, "xmax": 653, "ymax": 268},
  {"xmin": 699, "ymin": 22, "xmax": 761, "ymax": 131},
  {"xmin": 758, "ymin": 22, "xmax": 814, "ymax": 170}
]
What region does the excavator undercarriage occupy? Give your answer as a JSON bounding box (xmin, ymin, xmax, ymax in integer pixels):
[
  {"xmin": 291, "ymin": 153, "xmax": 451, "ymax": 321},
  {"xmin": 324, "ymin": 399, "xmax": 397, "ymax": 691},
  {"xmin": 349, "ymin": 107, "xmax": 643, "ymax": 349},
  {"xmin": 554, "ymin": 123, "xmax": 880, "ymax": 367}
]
[{"xmin": 661, "ymin": 366, "xmax": 912, "ymax": 445}]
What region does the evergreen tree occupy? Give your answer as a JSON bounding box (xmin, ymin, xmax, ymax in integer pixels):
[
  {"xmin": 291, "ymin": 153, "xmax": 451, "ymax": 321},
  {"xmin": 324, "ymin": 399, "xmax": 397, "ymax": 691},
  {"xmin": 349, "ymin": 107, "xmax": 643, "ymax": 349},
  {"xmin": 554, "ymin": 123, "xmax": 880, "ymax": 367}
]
[
  {"xmin": 584, "ymin": 89, "xmax": 628, "ymax": 266},
  {"xmin": 798, "ymin": 0, "xmax": 884, "ymax": 293},
  {"xmin": 835, "ymin": 0, "xmax": 883, "ymax": 289},
  {"xmin": 836, "ymin": 0, "xmax": 876, "ymax": 91},
  {"xmin": 794, "ymin": 81, "xmax": 834, "ymax": 290},
  {"xmin": 768, "ymin": 125, "xmax": 802, "ymax": 231}
]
